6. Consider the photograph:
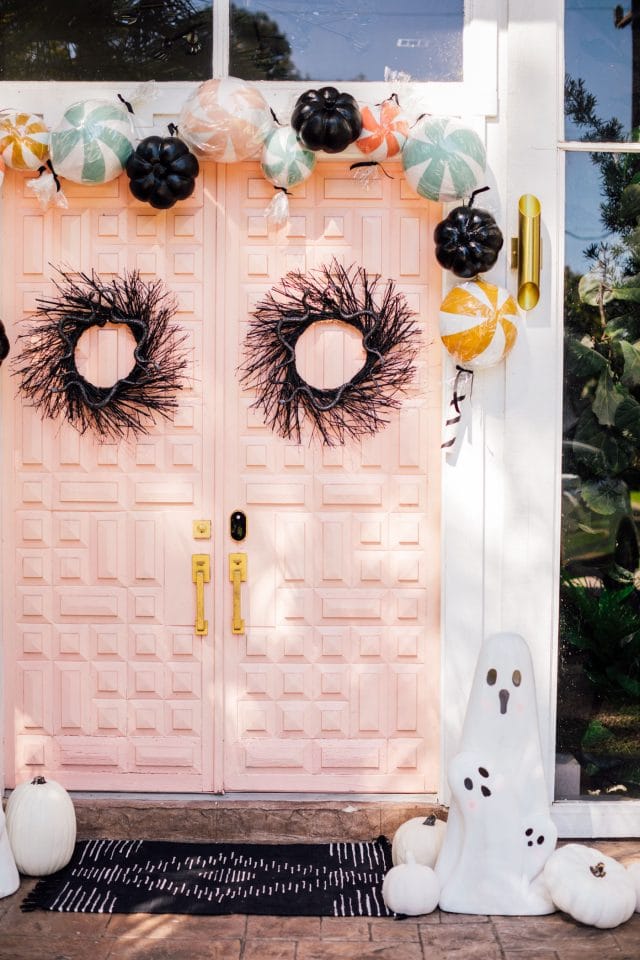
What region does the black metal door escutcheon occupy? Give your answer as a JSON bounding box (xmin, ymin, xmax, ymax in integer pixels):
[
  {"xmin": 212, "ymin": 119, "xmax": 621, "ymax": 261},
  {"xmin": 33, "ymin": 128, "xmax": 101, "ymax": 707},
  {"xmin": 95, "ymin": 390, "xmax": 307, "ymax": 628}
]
[{"xmin": 230, "ymin": 510, "xmax": 247, "ymax": 542}]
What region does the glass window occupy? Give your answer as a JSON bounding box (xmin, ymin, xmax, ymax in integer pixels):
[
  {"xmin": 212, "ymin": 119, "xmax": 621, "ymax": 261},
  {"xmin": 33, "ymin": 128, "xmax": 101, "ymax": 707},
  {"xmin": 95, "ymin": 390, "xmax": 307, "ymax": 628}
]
[
  {"xmin": 565, "ymin": 0, "xmax": 638, "ymax": 141},
  {"xmin": 559, "ymin": 149, "xmax": 640, "ymax": 800},
  {"xmin": 0, "ymin": 1, "xmax": 213, "ymax": 81},
  {"xmin": 0, "ymin": 0, "xmax": 464, "ymax": 84},
  {"xmin": 229, "ymin": 1, "xmax": 464, "ymax": 83}
]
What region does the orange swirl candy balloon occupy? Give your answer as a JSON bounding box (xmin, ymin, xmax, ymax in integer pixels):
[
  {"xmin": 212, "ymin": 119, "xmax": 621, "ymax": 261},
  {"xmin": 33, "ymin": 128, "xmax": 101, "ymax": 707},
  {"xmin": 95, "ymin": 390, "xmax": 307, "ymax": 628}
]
[
  {"xmin": 355, "ymin": 98, "xmax": 409, "ymax": 163},
  {"xmin": 439, "ymin": 280, "xmax": 519, "ymax": 370}
]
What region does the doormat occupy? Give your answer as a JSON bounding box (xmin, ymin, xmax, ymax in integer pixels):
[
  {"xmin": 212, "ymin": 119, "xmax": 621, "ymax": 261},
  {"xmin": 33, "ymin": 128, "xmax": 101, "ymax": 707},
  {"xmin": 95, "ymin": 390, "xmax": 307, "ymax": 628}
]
[{"xmin": 21, "ymin": 837, "xmax": 394, "ymax": 917}]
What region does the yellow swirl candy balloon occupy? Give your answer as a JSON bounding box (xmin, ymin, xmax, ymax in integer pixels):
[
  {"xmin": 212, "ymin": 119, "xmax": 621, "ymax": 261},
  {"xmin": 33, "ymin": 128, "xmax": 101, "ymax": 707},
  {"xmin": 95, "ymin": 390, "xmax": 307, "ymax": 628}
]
[
  {"xmin": 0, "ymin": 111, "xmax": 50, "ymax": 171},
  {"xmin": 439, "ymin": 279, "xmax": 519, "ymax": 369}
]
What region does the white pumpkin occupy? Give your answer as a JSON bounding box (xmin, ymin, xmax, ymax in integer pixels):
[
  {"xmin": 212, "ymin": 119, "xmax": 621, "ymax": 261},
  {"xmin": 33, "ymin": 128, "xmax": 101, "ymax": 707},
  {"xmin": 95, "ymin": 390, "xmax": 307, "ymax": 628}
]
[
  {"xmin": 391, "ymin": 814, "xmax": 447, "ymax": 868},
  {"xmin": 382, "ymin": 853, "xmax": 440, "ymax": 916},
  {"xmin": 543, "ymin": 844, "xmax": 636, "ymax": 929},
  {"xmin": 6, "ymin": 776, "xmax": 76, "ymax": 877},
  {"xmin": 627, "ymin": 861, "xmax": 640, "ymax": 912},
  {"xmin": 0, "ymin": 806, "xmax": 19, "ymax": 898}
]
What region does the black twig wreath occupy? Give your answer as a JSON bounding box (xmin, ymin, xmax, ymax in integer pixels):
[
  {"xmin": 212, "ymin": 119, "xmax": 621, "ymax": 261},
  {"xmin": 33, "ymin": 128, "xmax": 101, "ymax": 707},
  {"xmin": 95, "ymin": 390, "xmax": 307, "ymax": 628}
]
[
  {"xmin": 240, "ymin": 259, "xmax": 420, "ymax": 445},
  {"xmin": 13, "ymin": 268, "xmax": 188, "ymax": 440}
]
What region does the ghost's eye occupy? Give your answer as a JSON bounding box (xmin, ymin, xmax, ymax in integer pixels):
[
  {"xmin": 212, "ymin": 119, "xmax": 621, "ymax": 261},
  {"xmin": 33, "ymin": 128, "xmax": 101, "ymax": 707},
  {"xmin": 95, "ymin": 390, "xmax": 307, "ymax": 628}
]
[
  {"xmin": 486, "ymin": 668, "xmax": 497, "ymax": 686},
  {"xmin": 512, "ymin": 670, "xmax": 522, "ymax": 687}
]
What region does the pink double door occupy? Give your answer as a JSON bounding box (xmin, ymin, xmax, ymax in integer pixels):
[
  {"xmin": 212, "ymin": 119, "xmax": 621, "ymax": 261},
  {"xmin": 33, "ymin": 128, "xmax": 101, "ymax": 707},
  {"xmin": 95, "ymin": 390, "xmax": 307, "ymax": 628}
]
[{"xmin": 2, "ymin": 161, "xmax": 441, "ymax": 794}]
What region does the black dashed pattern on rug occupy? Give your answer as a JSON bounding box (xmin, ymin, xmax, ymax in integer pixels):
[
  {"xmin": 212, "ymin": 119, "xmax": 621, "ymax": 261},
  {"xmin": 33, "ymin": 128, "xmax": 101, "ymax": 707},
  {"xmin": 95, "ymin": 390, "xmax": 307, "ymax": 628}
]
[{"xmin": 21, "ymin": 837, "xmax": 394, "ymax": 917}]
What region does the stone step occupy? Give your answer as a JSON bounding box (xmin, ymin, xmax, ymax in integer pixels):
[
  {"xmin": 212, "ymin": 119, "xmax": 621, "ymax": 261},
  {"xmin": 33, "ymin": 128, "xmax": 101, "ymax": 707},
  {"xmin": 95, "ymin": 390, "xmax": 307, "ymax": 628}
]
[{"xmin": 72, "ymin": 797, "xmax": 447, "ymax": 843}]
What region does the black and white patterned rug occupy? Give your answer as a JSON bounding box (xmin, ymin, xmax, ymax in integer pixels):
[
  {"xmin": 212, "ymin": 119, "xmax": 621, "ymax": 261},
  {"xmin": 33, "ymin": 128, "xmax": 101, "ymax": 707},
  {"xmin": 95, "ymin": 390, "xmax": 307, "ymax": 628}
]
[{"xmin": 21, "ymin": 837, "xmax": 394, "ymax": 917}]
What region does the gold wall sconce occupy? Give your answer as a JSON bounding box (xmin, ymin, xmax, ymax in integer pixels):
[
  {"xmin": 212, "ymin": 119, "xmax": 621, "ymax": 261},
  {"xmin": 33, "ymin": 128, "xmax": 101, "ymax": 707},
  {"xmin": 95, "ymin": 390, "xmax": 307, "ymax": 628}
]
[{"xmin": 511, "ymin": 194, "xmax": 541, "ymax": 310}]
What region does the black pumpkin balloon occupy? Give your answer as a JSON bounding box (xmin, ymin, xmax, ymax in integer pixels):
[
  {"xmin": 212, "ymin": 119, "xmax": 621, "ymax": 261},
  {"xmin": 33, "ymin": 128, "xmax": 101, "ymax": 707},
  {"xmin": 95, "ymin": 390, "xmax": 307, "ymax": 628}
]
[
  {"xmin": 126, "ymin": 136, "xmax": 199, "ymax": 210},
  {"xmin": 291, "ymin": 86, "xmax": 362, "ymax": 154},
  {"xmin": 434, "ymin": 192, "xmax": 504, "ymax": 278}
]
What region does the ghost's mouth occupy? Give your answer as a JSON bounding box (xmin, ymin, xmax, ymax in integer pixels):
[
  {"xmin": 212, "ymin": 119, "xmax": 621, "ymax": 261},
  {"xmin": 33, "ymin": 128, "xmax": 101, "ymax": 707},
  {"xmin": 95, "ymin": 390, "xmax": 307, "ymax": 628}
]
[{"xmin": 499, "ymin": 688, "xmax": 510, "ymax": 714}]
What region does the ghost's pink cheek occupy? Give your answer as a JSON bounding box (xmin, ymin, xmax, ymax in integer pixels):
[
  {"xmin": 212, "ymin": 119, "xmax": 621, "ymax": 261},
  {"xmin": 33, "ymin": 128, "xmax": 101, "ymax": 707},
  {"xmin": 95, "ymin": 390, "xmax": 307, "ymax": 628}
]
[
  {"xmin": 516, "ymin": 703, "xmax": 525, "ymax": 714},
  {"xmin": 467, "ymin": 800, "xmax": 477, "ymax": 812}
]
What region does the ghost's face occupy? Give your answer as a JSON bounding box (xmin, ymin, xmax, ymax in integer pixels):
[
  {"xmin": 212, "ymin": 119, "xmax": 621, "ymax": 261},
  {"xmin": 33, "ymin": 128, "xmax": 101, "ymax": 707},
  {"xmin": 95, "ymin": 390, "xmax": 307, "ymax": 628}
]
[
  {"xmin": 462, "ymin": 632, "xmax": 540, "ymax": 751},
  {"xmin": 484, "ymin": 662, "xmax": 523, "ymax": 716}
]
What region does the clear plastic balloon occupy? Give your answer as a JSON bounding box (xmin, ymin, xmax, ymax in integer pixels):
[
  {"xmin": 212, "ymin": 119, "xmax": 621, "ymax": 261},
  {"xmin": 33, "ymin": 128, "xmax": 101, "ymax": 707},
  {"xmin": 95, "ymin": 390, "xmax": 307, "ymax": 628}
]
[{"xmin": 179, "ymin": 77, "xmax": 274, "ymax": 163}]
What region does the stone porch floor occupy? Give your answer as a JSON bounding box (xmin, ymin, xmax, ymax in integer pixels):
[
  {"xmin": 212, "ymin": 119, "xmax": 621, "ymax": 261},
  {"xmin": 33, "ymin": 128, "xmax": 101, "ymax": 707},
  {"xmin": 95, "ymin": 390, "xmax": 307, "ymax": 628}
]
[{"xmin": 0, "ymin": 839, "xmax": 638, "ymax": 959}]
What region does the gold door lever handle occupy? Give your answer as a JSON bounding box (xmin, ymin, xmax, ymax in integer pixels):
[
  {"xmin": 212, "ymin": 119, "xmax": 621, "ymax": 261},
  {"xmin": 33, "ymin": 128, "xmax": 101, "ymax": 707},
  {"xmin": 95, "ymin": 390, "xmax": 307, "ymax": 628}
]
[
  {"xmin": 229, "ymin": 552, "xmax": 247, "ymax": 635},
  {"xmin": 192, "ymin": 554, "xmax": 210, "ymax": 636}
]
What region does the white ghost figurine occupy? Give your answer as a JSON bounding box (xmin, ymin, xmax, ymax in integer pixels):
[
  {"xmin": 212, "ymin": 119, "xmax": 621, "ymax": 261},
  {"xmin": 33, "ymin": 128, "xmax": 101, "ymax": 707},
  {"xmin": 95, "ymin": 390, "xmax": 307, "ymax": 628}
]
[
  {"xmin": 436, "ymin": 631, "xmax": 557, "ymax": 915},
  {"xmin": 0, "ymin": 805, "xmax": 19, "ymax": 898}
]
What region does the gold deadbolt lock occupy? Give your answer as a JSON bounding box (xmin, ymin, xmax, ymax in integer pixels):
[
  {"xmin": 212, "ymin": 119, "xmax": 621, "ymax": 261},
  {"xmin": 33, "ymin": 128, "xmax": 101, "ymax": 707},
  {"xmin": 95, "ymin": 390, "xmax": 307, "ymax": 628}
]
[{"xmin": 193, "ymin": 519, "xmax": 212, "ymax": 540}]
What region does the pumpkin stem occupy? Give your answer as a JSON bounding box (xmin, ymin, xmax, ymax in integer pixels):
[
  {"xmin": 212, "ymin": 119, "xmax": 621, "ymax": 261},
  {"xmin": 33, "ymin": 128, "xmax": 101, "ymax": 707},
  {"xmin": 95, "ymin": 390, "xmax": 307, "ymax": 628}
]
[
  {"xmin": 468, "ymin": 185, "xmax": 491, "ymax": 208},
  {"xmin": 589, "ymin": 862, "xmax": 607, "ymax": 878},
  {"xmin": 30, "ymin": 775, "xmax": 47, "ymax": 785},
  {"xmin": 423, "ymin": 815, "xmax": 437, "ymax": 826}
]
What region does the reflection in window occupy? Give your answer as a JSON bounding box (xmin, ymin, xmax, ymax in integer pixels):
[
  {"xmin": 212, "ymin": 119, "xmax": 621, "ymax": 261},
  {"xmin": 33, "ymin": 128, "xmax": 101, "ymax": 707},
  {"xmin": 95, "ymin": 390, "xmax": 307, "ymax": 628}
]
[
  {"xmin": 559, "ymin": 150, "xmax": 640, "ymax": 800},
  {"xmin": 565, "ymin": 0, "xmax": 639, "ymax": 140},
  {"xmin": 229, "ymin": 1, "xmax": 464, "ymax": 83},
  {"xmin": 0, "ymin": 1, "xmax": 213, "ymax": 81}
]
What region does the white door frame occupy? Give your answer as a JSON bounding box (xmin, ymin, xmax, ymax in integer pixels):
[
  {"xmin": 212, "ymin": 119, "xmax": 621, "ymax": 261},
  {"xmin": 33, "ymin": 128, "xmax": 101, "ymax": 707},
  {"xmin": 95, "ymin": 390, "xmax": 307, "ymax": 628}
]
[{"xmin": 440, "ymin": 0, "xmax": 640, "ymax": 838}]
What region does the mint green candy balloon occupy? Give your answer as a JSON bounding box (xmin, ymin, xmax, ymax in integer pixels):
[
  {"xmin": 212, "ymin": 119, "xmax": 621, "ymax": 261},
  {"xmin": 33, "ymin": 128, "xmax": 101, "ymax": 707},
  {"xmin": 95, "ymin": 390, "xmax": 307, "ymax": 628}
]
[
  {"xmin": 402, "ymin": 116, "xmax": 486, "ymax": 202},
  {"xmin": 261, "ymin": 126, "xmax": 316, "ymax": 190},
  {"xmin": 51, "ymin": 100, "xmax": 136, "ymax": 185}
]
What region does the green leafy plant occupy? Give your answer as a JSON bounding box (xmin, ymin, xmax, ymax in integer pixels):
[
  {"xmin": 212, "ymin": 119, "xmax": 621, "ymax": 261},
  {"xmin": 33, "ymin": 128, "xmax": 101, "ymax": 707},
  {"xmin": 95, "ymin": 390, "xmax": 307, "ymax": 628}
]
[{"xmin": 560, "ymin": 579, "xmax": 640, "ymax": 701}]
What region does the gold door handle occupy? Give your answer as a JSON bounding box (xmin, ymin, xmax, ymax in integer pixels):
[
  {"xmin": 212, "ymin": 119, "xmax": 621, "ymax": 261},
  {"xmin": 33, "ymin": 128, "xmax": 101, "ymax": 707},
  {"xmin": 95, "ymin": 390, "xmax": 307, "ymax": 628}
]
[
  {"xmin": 229, "ymin": 552, "xmax": 247, "ymax": 635},
  {"xmin": 512, "ymin": 194, "xmax": 541, "ymax": 311},
  {"xmin": 192, "ymin": 554, "xmax": 210, "ymax": 636}
]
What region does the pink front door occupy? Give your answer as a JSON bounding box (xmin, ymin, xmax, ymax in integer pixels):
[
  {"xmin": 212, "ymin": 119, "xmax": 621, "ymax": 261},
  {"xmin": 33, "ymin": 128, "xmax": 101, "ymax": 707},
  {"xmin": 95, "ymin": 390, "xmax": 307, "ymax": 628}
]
[{"xmin": 2, "ymin": 161, "xmax": 441, "ymax": 793}]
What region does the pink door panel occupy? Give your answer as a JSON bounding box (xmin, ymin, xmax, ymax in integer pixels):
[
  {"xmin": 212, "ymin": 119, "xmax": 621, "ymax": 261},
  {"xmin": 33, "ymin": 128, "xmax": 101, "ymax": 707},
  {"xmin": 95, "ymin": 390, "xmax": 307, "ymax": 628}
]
[
  {"xmin": 3, "ymin": 160, "xmax": 441, "ymax": 795},
  {"xmin": 2, "ymin": 170, "xmax": 215, "ymax": 791},
  {"xmin": 220, "ymin": 163, "xmax": 441, "ymax": 793}
]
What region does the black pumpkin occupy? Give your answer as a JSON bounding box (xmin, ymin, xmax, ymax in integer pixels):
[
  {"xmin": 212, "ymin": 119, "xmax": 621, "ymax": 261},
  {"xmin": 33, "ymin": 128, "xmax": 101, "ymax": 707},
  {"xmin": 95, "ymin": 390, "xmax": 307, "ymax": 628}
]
[
  {"xmin": 126, "ymin": 136, "xmax": 199, "ymax": 210},
  {"xmin": 434, "ymin": 196, "xmax": 504, "ymax": 279},
  {"xmin": 291, "ymin": 86, "xmax": 362, "ymax": 154}
]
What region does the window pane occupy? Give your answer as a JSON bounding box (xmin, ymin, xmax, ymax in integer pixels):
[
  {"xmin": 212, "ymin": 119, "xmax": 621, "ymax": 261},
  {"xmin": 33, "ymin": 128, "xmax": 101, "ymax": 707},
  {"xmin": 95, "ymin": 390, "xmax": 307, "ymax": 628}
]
[
  {"xmin": 229, "ymin": 1, "xmax": 463, "ymax": 83},
  {"xmin": 0, "ymin": 1, "xmax": 213, "ymax": 81},
  {"xmin": 559, "ymin": 150, "xmax": 640, "ymax": 800},
  {"xmin": 565, "ymin": 0, "xmax": 638, "ymax": 141}
]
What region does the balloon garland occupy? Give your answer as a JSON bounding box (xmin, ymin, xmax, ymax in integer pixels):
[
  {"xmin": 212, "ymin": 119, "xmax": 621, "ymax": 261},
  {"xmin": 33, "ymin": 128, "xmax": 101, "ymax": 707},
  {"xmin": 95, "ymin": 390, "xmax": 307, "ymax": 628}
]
[
  {"xmin": 13, "ymin": 269, "xmax": 188, "ymax": 440},
  {"xmin": 239, "ymin": 258, "xmax": 420, "ymax": 445},
  {"xmin": 0, "ymin": 81, "xmax": 493, "ymax": 227}
]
